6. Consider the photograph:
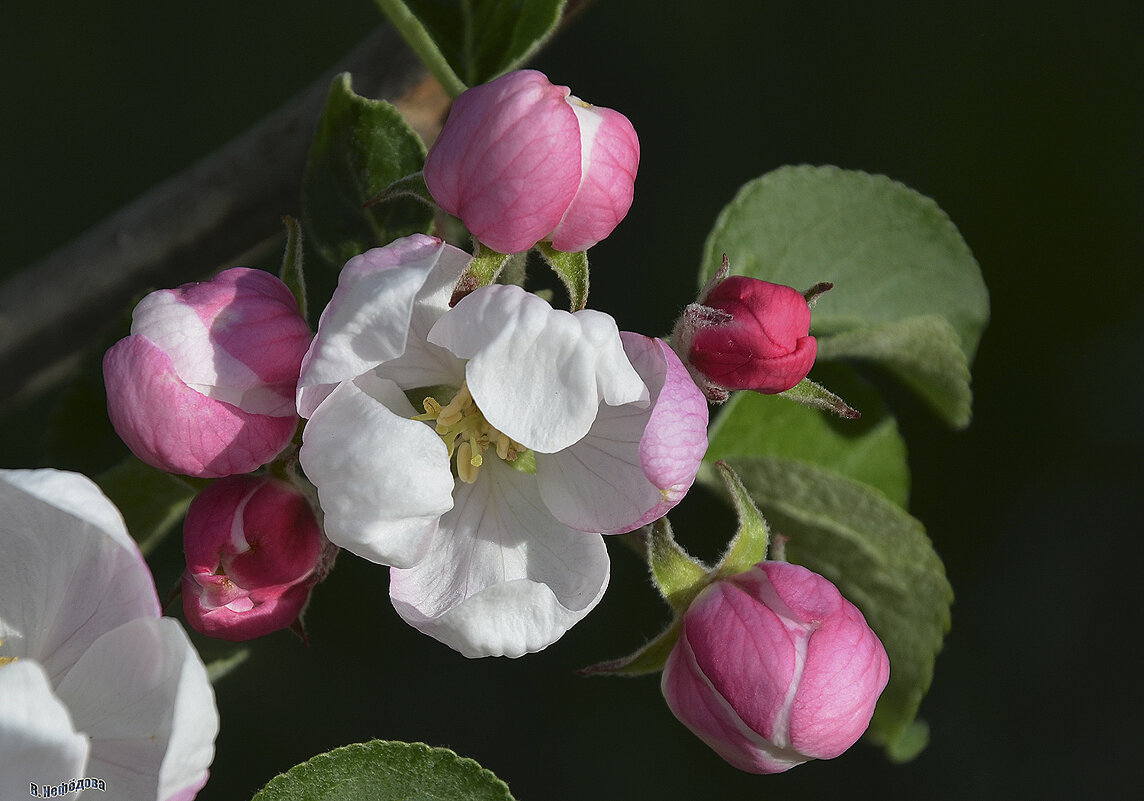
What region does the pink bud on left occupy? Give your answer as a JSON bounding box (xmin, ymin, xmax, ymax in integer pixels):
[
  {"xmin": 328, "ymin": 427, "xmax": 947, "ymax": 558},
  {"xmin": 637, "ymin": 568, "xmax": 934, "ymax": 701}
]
[
  {"xmin": 661, "ymin": 561, "xmax": 889, "ymax": 774},
  {"xmin": 424, "ymin": 69, "xmax": 640, "ymax": 254},
  {"xmin": 103, "ymin": 268, "xmax": 311, "ymax": 478},
  {"xmin": 182, "ymin": 475, "xmax": 328, "ymax": 641}
]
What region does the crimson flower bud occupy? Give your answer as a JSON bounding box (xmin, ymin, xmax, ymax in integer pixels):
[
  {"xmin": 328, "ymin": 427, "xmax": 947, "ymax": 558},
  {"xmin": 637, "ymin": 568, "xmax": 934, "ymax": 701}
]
[
  {"xmin": 103, "ymin": 268, "xmax": 312, "ymax": 478},
  {"xmin": 661, "ymin": 561, "xmax": 889, "ymax": 774},
  {"xmin": 680, "ymin": 275, "xmax": 817, "ymax": 401},
  {"xmin": 182, "ymin": 476, "xmax": 328, "ymax": 641},
  {"xmin": 424, "ymin": 69, "xmax": 639, "ymax": 254}
]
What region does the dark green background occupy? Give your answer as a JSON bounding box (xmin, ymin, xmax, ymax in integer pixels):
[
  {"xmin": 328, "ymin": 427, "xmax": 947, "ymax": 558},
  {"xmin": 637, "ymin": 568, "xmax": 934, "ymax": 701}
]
[{"xmin": 2, "ymin": 1, "xmax": 1139, "ymax": 799}]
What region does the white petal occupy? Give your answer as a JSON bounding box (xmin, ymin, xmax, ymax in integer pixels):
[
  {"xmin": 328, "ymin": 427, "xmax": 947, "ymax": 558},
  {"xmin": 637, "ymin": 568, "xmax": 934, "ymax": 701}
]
[
  {"xmin": 537, "ymin": 333, "xmax": 707, "ymax": 533},
  {"xmin": 535, "ymin": 397, "xmax": 661, "ymax": 533},
  {"xmin": 55, "ymin": 617, "xmax": 217, "ymax": 801},
  {"xmin": 299, "ymin": 376, "xmax": 454, "ymax": 568},
  {"xmin": 297, "ymin": 235, "xmax": 470, "ymax": 417},
  {"xmin": 429, "ymin": 284, "xmax": 646, "ymax": 453},
  {"xmin": 0, "ymin": 470, "xmax": 159, "ymax": 683},
  {"xmin": 131, "ymin": 291, "xmax": 300, "ymax": 417},
  {"xmin": 0, "ymin": 660, "xmax": 90, "ymax": 801},
  {"xmin": 389, "ymin": 459, "xmax": 609, "ymax": 657},
  {"xmin": 131, "ymin": 292, "xmax": 248, "ymax": 394}
]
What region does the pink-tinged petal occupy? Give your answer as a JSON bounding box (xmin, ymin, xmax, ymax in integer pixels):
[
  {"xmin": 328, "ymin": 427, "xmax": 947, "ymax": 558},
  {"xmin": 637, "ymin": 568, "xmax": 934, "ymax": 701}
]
[
  {"xmin": 182, "ymin": 572, "xmax": 313, "ymax": 642},
  {"xmin": 662, "ymin": 630, "xmax": 807, "ymax": 774},
  {"xmin": 761, "ymin": 564, "xmax": 890, "ymax": 759},
  {"xmin": 55, "ymin": 617, "xmax": 217, "ymax": 801},
  {"xmin": 634, "ymin": 335, "xmax": 709, "ymax": 509},
  {"xmin": 0, "ymin": 661, "xmax": 91, "ymax": 801},
  {"xmin": 536, "ymin": 334, "xmax": 707, "ymax": 533},
  {"xmin": 0, "ymin": 469, "xmax": 159, "ymax": 683},
  {"xmin": 182, "ymin": 476, "xmax": 325, "ymax": 641},
  {"xmin": 104, "ymin": 336, "xmax": 297, "ymax": 478},
  {"xmin": 183, "ymin": 477, "xmax": 321, "ymax": 587},
  {"xmin": 164, "ymin": 775, "xmax": 210, "ymax": 801},
  {"xmin": 132, "ymin": 268, "xmax": 310, "ymax": 416},
  {"xmin": 299, "ymin": 376, "xmax": 454, "ymax": 568},
  {"xmin": 297, "ymin": 235, "xmax": 469, "ymax": 418},
  {"xmin": 424, "ymin": 70, "xmax": 582, "ymax": 254},
  {"xmin": 549, "ymin": 102, "xmax": 640, "ymax": 252},
  {"xmin": 688, "ymin": 575, "xmax": 810, "ymax": 742},
  {"xmin": 534, "ymin": 401, "xmax": 655, "ymax": 533},
  {"xmin": 429, "ymin": 284, "xmax": 645, "ymax": 453},
  {"xmin": 388, "ymin": 459, "xmax": 609, "ymax": 658}
]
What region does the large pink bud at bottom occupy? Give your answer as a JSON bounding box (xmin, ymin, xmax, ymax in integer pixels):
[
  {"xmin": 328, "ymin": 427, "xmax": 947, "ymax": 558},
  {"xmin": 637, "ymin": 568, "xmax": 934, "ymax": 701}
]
[
  {"xmin": 424, "ymin": 69, "xmax": 639, "ymax": 254},
  {"xmin": 661, "ymin": 561, "xmax": 889, "ymax": 773}
]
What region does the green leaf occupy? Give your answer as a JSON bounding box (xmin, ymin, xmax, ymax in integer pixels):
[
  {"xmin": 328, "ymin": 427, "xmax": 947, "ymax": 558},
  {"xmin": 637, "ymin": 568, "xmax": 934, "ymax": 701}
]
[
  {"xmin": 646, "ymin": 517, "xmax": 709, "ymax": 611},
  {"xmin": 707, "ymin": 456, "xmax": 952, "ymax": 760},
  {"xmin": 93, "ymin": 457, "xmax": 198, "ymax": 556},
  {"xmin": 701, "ymin": 165, "xmax": 989, "ymax": 428},
  {"xmin": 301, "ymin": 73, "xmax": 433, "ymax": 306},
  {"xmin": 711, "ymin": 461, "xmax": 771, "ymax": 576},
  {"xmin": 578, "ymin": 616, "xmax": 683, "ymax": 678},
  {"xmin": 251, "ymin": 740, "xmax": 515, "ymax": 801},
  {"xmin": 278, "ymin": 215, "xmax": 308, "ymax": 321},
  {"xmin": 816, "ymin": 314, "xmax": 974, "ymax": 429},
  {"xmin": 885, "ymin": 718, "xmax": 930, "ymax": 763},
  {"xmin": 375, "ymin": 0, "xmax": 566, "ymax": 93},
  {"xmin": 705, "ymin": 364, "xmax": 911, "ymax": 508},
  {"xmin": 777, "ymin": 377, "xmax": 860, "ymax": 420},
  {"xmin": 365, "ymin": 170, "xmax": 436, "ymax": 210},
  {"xmin": 449, "ymin": 243, "xmax": 508, "ymax": 302},
  {"xmin": 536, "ymin": 243, "xmax": 590, "ymax": 311}
]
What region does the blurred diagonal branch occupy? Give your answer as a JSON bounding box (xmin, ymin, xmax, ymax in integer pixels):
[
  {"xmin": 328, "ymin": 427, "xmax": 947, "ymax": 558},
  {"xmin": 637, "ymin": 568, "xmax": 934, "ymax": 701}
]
[
  {"xmin": 0, "ymin": 0, "xmax": 598, "ymax": 410},
  {"xmin": 0, "ymin": 25, "xmax": 434, "ymax": 407}
]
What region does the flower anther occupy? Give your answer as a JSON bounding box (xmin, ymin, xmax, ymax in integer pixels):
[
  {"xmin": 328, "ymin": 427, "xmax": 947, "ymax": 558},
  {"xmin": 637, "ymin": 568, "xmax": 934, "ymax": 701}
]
[{"xmin": 414, "ymin": 382, "xmax": 526, "ymax": 484}]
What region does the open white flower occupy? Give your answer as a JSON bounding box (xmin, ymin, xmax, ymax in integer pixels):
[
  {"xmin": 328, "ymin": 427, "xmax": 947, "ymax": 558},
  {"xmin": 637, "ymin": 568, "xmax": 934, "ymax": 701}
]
[
  {"xmin": 0, "ymin": 469, "xmax": 217, "ymax": 801},
  {"xmin": 298, "ymin": 235, "xmax": 707, "ymax": 657}
]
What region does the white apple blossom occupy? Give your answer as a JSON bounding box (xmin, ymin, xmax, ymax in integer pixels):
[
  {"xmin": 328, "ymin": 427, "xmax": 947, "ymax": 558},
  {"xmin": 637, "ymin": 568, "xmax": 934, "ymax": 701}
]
[
  {"xmin": 297, "ymin": 234, "xmax": 707, "ymax": 658},
  {"xmin": 0, "ymin": 469, "xmax": 217, "ymax": 801}
]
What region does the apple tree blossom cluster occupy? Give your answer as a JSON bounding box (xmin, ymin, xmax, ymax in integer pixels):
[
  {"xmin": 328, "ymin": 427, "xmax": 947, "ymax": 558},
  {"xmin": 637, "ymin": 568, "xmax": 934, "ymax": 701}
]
[{"xmin": 0, "ymin": 68, "xmax": 892, "ymax": 794}]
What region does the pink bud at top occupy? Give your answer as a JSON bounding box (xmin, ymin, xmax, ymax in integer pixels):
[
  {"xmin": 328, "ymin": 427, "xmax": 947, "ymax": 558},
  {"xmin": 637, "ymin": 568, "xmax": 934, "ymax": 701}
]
[
  {"xmin": 661, "ymin": 561, "xmax": 889, "ymax": 774},
  {"xmin": 684, "ymin": 276, "xmax": 817, "ymax": 398},
  {"xmin": 103, "ymin": 268, "xmax": 312, "ymax": 478},
  {"xmin": 424, "ymin": 69, "xmax": 639, "ymax": 254},
  {"xmin": 182, "ymin": 475, "xmax": 328, "ymax": 641}
]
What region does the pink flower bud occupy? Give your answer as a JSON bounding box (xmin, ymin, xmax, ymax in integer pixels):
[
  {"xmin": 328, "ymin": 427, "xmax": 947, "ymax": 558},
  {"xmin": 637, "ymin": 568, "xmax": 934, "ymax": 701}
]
[
  {"xmin": 683, "ymin": 275, "xmax": 818, "ymax": 399},
  {"xmin": 661, "ymin": 561, "xmax": 889, "ymax": 774},
  {"xmin": 103, "ymin": 268, "xmax": 312, "ymax": 478},
  {"xmin": 424, "ymin": 69, "xmax": 639, "ymax": 254},
  {"xmin": 182, "ymin": 476, "xmax": 328, "ymax": 641}
]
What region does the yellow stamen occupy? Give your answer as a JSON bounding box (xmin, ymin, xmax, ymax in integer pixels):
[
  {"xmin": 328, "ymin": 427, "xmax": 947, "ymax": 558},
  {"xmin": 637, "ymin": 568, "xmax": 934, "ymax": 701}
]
[
  {"xmin": 0, "ymin": 639, "xmax": 15, "ymax": 668},
  {"xmin": 413, "ymin": 380, "xmax": 528, "ymax": 482},
  {"xmin": 456, "ymin": 441, "xmax": 478, "ymax": 483}
]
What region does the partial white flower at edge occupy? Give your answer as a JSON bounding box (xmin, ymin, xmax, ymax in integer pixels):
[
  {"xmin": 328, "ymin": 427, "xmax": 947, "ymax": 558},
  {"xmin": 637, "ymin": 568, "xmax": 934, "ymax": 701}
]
[
  {"xmin": 297, "ymin": 234, "xmax": 708, "ymax": 659},
  {"xmin": 0, "ymin": 469, "xmax": 217, "ymax": 801}
]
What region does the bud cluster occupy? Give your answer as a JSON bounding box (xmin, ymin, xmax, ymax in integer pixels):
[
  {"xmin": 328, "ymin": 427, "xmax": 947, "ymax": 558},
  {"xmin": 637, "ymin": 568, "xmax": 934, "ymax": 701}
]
[{"xmin": 94, "ymin": 65, "xmax": 889, "ymax": 785}]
